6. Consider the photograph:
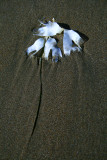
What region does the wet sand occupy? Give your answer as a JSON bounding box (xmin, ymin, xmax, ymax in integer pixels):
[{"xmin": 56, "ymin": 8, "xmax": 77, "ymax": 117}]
[{"xmin": 0, "ymin": 0, "xmax": 106, "ymax": 159}]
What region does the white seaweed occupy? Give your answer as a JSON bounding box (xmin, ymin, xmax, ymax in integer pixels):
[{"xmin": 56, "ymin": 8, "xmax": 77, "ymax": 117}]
[
  {"xmin": 43, "ymin": 37, "xmax": 62, "ymax": 62},
  {"xmin": 26, "ymin": 18, "xmax": 85, "ymax": 61},
  {"xmin": 34, "ymin": 19, "xmax": 64, "ymax": 37},
  {"xmin": 63, "ymin": 29, "xmax": 82, "ymax": 55},
  {"xmin": 26, "ymin": 38, "xmax": 45, "ymax": 57},
  {"xmin": 64, "ymin": 29, "xmax": 84, "ymax": 48}
]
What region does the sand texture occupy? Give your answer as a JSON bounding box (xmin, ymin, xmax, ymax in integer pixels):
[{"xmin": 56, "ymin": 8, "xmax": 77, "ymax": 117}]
[{"xmin": 0, "ymin": 0, "xmax": 107, "ymax": 159}]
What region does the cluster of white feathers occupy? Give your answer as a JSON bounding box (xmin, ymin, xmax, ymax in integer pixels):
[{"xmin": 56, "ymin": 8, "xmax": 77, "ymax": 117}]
[{"xmin": 26, "ymin": 18, "xmax": 84, "ymax": 62}]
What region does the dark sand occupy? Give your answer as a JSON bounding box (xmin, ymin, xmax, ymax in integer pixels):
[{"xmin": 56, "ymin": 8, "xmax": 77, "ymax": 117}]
[{"xmin": 0, "ymin": 0, "xmax": 107, "ymax": 159}]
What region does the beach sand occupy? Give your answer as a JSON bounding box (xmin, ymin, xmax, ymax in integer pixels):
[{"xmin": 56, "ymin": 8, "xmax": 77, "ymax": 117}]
[{"xmin": 0, "ymin": 0, "xmax": 106, "ymax": 159}]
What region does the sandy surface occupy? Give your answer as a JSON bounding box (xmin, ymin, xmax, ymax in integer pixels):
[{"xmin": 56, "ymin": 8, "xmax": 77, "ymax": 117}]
[{"xmin": 0, "ymin": 0, "xmax": 107, "ymax": 159}]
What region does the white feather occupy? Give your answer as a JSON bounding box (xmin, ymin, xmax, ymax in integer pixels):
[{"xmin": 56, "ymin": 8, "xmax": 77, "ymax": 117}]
[
  {"xmin": 26, "ymin": 38, "xmax": 45, "ymax": 56},
  {"xmin": 35, "ymin": 21, "xmax": 64, "ymax": 37}
]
